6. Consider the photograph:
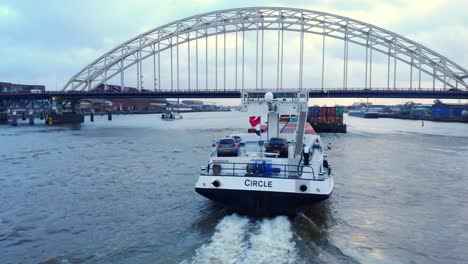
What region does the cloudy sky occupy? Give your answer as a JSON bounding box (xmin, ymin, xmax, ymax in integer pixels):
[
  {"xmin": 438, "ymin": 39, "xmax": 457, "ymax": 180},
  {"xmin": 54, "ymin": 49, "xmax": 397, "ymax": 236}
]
[{"xmin": 1, "ymin": 0, "xmax": 466, "ymax": 104}]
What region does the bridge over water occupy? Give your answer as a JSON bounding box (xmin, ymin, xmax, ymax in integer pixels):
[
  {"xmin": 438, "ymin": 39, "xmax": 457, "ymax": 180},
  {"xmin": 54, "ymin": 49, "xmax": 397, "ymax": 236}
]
[{"xmin": 1, "ymin": 7, "xmax": 468, "ymax": 111}]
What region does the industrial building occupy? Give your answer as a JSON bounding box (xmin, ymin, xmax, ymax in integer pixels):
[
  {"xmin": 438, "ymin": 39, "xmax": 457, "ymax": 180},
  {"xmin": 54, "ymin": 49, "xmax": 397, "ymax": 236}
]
[{"xmin": 0, "ymin": 82, "xmax": 45, "ymax": 93}]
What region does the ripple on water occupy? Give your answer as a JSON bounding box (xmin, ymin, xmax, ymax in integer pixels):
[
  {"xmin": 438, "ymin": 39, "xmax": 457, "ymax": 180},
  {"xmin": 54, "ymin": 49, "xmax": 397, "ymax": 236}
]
[{"xmin": 45, "ymin": 228, "xmax": 71, "ymax": 235}]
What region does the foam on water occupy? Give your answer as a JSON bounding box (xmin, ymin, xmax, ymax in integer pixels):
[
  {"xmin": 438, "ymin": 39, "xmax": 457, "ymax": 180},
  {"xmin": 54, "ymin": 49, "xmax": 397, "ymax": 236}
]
[
  {"xmin": 191, "ymin": 214, "xmax": 249, "ymax": 264},
  {"xmin": 241, "ymin": 216, "xmax": 298, "ymax": 264},
  {"xmin": 190, "ymin": 215, "xmax": 299, "ymax": 264}
]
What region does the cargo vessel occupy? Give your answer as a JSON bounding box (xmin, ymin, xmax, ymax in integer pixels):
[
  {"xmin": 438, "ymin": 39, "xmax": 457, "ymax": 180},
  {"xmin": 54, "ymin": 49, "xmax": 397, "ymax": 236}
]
[
  {"xmin": 431, "ymin": 100, "xmax": 468, "ymax": 122},
  {"xmin": 347, "ymin": 107, "xmax": 380, "ymax": 118},
  {"xmin": 194, "ymin": 91, "xmax": 333, "ymax": 214}
]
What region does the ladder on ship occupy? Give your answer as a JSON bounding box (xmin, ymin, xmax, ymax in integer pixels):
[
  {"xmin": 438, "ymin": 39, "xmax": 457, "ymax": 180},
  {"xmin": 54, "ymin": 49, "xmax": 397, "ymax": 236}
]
[{"xmin": 294, "ymin": 108, "xmax": 308, "ymax": 158}]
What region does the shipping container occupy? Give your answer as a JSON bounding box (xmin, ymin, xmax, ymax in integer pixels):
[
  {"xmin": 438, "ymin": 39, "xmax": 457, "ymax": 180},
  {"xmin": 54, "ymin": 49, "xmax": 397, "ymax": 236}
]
[
  {"xmin": 319, "ymin": 108, "xmax": 327, "ymax": 116},
  {"xmin": 327, "ymin": 116, "xmax": 336, "ymax": 123},
  {"xmin": 327, "ymin": 107, "xmax": 336, "ymax": 116},
  {"xmin": 336, "ymin": 106, "xmax": 344, "ymax": 117},
  {"xmin": 308, "ymin": 106, "xmax": 320, "ymax": 116}
]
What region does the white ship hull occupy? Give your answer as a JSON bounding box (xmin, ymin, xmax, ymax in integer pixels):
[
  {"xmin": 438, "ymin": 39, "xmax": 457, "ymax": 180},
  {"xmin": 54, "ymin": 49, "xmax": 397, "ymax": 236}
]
[{"xmin": 195, "ymin": 175, "xmax": 333, "ymax": 214}]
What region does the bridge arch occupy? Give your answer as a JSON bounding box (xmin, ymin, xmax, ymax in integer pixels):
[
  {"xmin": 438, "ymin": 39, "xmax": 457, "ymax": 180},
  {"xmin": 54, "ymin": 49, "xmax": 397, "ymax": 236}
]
[{"xmin": 63, "ymin": 7, "xmax": 468, "ymax": 91}]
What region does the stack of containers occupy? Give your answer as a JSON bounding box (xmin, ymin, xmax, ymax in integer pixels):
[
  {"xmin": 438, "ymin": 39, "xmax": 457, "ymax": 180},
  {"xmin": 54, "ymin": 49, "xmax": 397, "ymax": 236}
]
[{"xmin": 308, "ymin": 106, "xmax": 344, "ymax": 124}]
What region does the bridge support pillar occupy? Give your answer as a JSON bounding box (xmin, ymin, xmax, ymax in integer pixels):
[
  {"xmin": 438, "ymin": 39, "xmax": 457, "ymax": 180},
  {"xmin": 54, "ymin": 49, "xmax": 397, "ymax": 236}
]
[
  {"xmin": 0, "ymin": 111, "xmax": 8, "ymax": 124},
  {"xmin": 12, "ymin": 111, "xmax": 17, "ymax": 126},
  {"xmin": 28, "ymin": 110, "xmax": 34, "ymax": 125},
  {"xmin": 71, "ymin": 99, "xmax": 81, "ymax": 114},
  {"xmin": 53, "ymin": 97, "xmax": 63, "ymax": 115}
]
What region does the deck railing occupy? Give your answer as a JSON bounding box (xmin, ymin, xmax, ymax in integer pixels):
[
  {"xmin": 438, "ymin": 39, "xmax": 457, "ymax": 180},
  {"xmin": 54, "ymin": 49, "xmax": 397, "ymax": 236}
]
[{"xmin": 203, "ymin": 161, "xmax": 322, "ymax": 180}]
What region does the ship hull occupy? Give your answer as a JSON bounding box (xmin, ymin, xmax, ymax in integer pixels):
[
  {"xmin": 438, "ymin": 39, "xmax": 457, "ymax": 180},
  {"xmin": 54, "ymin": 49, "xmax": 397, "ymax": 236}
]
[
  {"xmin": 195, "ymin": 172, "xmax": 333, "ymax": 215},
  {"xmin": 195, "ymin": 187, "xmax": 331, "ymax": 214},
  {"xmin": 348, "ymin": 111, "xmax": 379, "ymax": 118}
]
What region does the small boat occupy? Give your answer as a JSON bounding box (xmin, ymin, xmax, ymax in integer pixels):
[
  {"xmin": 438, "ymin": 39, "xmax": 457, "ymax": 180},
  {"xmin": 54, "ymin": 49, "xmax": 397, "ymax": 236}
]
[
  {"xmin": 195, "ymin": 91, "xmax": 333, "ymax": 215},
  {"xmin": 161, "ymin": 111, "xmax": 183, "ymax": 120}
]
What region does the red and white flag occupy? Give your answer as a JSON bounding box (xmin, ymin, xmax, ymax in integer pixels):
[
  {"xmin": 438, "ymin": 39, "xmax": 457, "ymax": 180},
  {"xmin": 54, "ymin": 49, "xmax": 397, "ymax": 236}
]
[
  {"xmin": 249, "ymin": 116, "xmax": 261, "ymax": 127},
  {"xmin": 249, "ymin": 116, "xmax": 261, "ymax": 136}
]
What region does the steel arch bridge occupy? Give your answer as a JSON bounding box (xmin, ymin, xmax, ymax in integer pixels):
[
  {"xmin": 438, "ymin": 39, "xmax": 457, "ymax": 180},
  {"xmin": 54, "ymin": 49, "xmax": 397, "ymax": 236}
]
[{"xmin": 62, "ymin": 7, "xmax": 468, "ymax": 93}]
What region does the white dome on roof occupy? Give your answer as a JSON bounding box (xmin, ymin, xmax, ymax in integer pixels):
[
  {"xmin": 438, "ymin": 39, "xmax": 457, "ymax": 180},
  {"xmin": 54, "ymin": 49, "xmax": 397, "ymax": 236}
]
[{"xmin": 264, "ymin": 92, "xmax": 274, "ymax": 102}]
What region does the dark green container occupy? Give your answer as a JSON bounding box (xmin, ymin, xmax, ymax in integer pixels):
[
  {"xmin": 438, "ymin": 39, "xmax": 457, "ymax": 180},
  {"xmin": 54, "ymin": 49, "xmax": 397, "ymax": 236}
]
[{"xmin": 336, "ymin": 106, "xmax": 344, "ymax": 117}]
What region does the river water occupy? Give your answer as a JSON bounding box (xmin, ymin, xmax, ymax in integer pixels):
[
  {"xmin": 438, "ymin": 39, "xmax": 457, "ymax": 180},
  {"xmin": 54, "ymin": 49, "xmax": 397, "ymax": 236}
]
[{"xmin": 0, "ymin": 112, "xmax": 467, "ymax": 264}]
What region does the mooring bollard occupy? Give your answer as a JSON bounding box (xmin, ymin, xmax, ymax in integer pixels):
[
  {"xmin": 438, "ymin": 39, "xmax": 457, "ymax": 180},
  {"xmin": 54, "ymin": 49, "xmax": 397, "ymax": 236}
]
[
  {"xmin": 108, "ymin": 111, "xmax": 112, "ymax": 121},
  {"xmin": 12, "ymin": 111, "xmax": 18, "ymax": 126},
  {"xmin": 29, "ymin": 110, "xmax": 34, "ymax": 125}
]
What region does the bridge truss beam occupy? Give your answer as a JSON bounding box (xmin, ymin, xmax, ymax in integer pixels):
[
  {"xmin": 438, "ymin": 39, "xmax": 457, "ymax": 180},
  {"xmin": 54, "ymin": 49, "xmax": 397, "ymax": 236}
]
[{"xmin": 62, "ymin": 7, "xmax": 468, "ymax": 92}]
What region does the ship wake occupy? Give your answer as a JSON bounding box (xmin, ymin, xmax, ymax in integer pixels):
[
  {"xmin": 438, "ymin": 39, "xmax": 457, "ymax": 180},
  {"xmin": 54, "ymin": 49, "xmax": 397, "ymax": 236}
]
[
  {"xmin": 191, "ymin": 214, "xmax": 249, "ymax": 264},
  {"xmin": 190, "ymin": 214, "xmax": 298, "ymax": 264}
]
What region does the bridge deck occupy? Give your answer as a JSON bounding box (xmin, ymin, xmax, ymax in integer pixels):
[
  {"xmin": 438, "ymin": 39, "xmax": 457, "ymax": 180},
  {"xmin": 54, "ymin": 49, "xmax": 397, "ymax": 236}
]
[{"xmin": 1, "ymin": 90, "xmax": 467, "ymax": 100}]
